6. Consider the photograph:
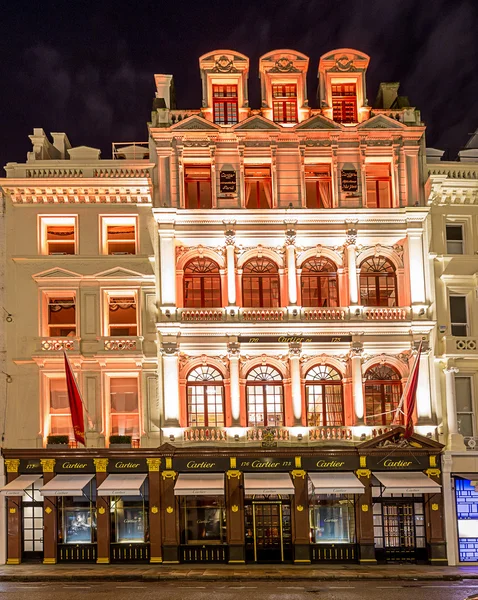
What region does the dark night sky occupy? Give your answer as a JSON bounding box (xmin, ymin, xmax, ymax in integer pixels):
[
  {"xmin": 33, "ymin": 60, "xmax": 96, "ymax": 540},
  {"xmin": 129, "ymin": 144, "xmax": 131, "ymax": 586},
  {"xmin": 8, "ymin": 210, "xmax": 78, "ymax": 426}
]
[{"xmin": 0, "ymin": 0, "xmax": 477, "ymax": 168}]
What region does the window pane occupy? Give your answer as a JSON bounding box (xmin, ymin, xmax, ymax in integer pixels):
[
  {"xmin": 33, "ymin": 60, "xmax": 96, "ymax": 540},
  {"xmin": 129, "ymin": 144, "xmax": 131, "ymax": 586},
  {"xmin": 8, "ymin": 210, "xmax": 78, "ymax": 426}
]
[
  {"xmin": 446, "ymin": 225, "xmax": 463, "ymax": 242},
  {"xmin": 458, "ymin": 414, "xmax": 474, "ymax": 438},
  {"xmin": 110, "ymin": 379, "xmax": 138, "ymax": 412},
  {"xmin": 450, "ymin": 296, "xmax": 467, "ymax": 325},
  {"xmin": 455, "ymin": 377, "xmax": 473, "ymax": 413}
]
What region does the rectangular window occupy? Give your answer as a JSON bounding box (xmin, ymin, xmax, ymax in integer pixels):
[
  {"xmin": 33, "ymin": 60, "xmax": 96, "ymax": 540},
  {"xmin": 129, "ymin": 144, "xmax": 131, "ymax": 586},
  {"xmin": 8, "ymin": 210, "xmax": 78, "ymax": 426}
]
[
  {"xmin": 365, "ymin": 164, "xmax": 392, "ymax": 208},
  {"xmin": 49, "ymin": 378, "xmax": 72, "ymax": 438},
  {"xmin": 114, "ymin": 499, "xmax": 148, "ymax": 543},
  {"xmin": 41, "ymin": 217, "xmax": 76, "ymax": 255},
  {"xmin": 272, "ymin": 84, "xmax": 297, "ymax": 124},
  {"xmin": 103, "ymin": 217, "xmax": 137, "ymax": 255},
  {"xmin": 309, "ymin": 494, "xmax": 355, "ymax": 544},
  {"xmin": 450, "ymin": 295, "xmax": 468, "ymax": 336},
  {"xmin": 184, "ymin": 166, "xmax": 212, "ymax": 209},
  {"xmin": 107, "ymin": 294, "xmax": 137, "ymax": 336},
  {"xmin": 446, "ymin": 224, "xmax": 464, "ymax": 255},
  {"xmin": 60, "ymin": 491, "xmax": 96, "ymax": 544},
  {"xmin": 213, "ymin": 85, "xmax": 238, "ymax": 125},
  {"xmin": 47, "ymin": 296, "xmax": 76, "ymax": 337},
  {"xmin": 180, "ymin": 496, "xmax": 226, "ymax": 544},
  {"xmin": 331, "ymin": 83, "xmax": 357, "ymax": 123},
  {"xmin": 110, "ymin": 377, "xmax": 140, "ymax": 441},
  {"xmin": 455, "ymin": 478, "xmax": 478, "ymax": 562},
  {"xmin": 244, "ymin": 166, "xmax": 272, "ymax": 209},
  {"xmin": 305, "ymin": 165, "xmax": 332, "ymax": 208},
  {"xmin": 456, "ymin": 376, "xmax": 474, "ymax": 438}
]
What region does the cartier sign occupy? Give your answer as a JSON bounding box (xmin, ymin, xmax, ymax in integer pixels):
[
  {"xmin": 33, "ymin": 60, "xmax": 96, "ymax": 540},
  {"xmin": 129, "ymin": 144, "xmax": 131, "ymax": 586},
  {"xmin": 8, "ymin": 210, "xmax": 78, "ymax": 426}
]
[
  {"xmin": 239, "ymin": 335, "xmax": 352, "ymax": 344},
  {"xmin": 368, "ymin": 454, "xmax": 430, "ymax": 471},
  {"xmin": 219, "ymin": 170, "xmax": 237, "ymax": 193},
  {"xmin": 238, "ymin": 457, "xmax": 294, "ymax": 471},
  {"xmin": 56, "ymin": 459, "xmax": 95, "ymax": 473},
  {"xmin": 108, "ymin": 458, "xmax": 147, "ymax": 473},
  {"xmin": 302, "ymin": 455, "xmax": 359, "ymax": 471},
  {"xmin": 19, "ymin": 459, "xmax": 42, "ymax": 474},
  {"xmin": 173, "ymin": 458, "xmax": 229, "ymax": 472},
  {"xmin": 341, "ymin": 169, "xmax": 358, "ymax": 192}
]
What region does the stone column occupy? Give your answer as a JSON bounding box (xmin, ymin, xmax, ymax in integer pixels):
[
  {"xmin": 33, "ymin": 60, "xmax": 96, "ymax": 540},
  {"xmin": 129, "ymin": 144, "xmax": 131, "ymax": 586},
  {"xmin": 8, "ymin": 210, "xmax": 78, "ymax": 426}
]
[
  {"xmin": 416, "ymin": 346, "xmax": 433, "ymax": 424},
  {"xmin": 159, "ymin": 230, "xmax": 176, "ymax": 308},
  {"xmin": 289, "ymin": 342, "xmax": 303, "ymax": 425},
  {"xmin": 224, "ymin": 225, "xmax": 237, "ymax": 307},
  {"xmin": 94, "ymin": 458, "xmax": 110, "ymax": 564},
  {"xmin": 285, "ymin": 226, "xmax": 297, "ymax": 306},
  {"xmin": 407, "ymin": 230, "xmax": 426, "ymax": 306},
  {"xmin": 292, "ymin": 459, "xmax": 310, "ymax": 563},
  {"xmin": 345, "ymin": 229, "xmax": 359, "ymax": 306},
  {"xmin": 147, "ymin": 458, "xmax": 162, "ymax": 563},
  {"xmin": 444, "ymin": 366, "xmax": 466, "ymax": 450},
  {"xmin": 228, "ymin": 342, "xmax": 241, "ymax": 426},
  {"xmin": 226, "ymin": 460, "xmax": 245, "ymax": 564},
  {"xmin": 350, "ymin": 343, "xmax": 365, "ymax": 424},
  {"xmin": 40, "ymin": 459, "xmax": 57, "ymax": 565},
  {"xmin": 161, "ymin": 459, "xmax": 179, "ymax": 564},
  {"xmin": 441, "ymin": 453, "xmax": 457, "ymax": 565},
  {"xmin": 161, "ymin": 342, "xmax": 180, "ymax": 426},
  {"xmin": 355, "ymin": 457, "xmax": 376, "ymax": 564},
  {"xmin": 4, "ymin": 459, "xmax": 21, "ymax": 564},
  {"xmin": 425, "ymin": 458, "xmax": 447, "ymax": 564}
]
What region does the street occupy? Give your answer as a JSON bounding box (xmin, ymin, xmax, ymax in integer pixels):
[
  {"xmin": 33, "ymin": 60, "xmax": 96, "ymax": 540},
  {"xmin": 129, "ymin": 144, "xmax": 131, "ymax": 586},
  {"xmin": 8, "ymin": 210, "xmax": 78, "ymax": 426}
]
[{"xmin": 0, "ymin": 581, "xmax": 478, "ymax": 599}]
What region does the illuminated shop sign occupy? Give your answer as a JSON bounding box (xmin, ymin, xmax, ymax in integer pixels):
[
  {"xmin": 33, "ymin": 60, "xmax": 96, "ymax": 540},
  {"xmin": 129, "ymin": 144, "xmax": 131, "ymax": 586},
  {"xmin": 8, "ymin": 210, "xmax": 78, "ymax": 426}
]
[
  {"xmin": 56, "ymin": 459, "xmax": 95, "ymax": 473},
  {"xmin": 237, "ymin": 457, "xmax": 294, "ymax": 471},
  {"xmin": 238, "ymin": 335, "xmax": 352, "ymax": 344},
  {"xmin": 173, "ymin": 458, "xmax": 230, "ymax": 472},
  {"xmin": 219, "ymin": 170, "xmax": 237, "ymax": 193},
  {"xmin": 341, "ymin": 169, "xmax": 358, "ymax": 192},
  {"xmin": 302, "ymin": 455, "xmax": 359, "ymax": 471},
  {"xmin": 367, "ymin": 455, "xmax": 430, "ymax": 470},
  {"xmin": 108, "ymin": 459, "xmax": 148, "ymax": 473}
]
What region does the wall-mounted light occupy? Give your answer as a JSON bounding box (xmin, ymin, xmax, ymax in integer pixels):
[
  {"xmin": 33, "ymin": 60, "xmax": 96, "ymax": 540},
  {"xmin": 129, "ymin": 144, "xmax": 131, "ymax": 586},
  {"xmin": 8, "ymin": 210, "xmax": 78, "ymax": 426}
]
[
  {"xmin": 292, "ymin": 309, "xmax": 298, "ymax": 317},
  {"xmin": 2, "ymin": 308, "xmax": 12, "ymax": 323},
  {"xmin": 2, "ymin": 372, "xmax": 12, "ymax": 383},
  {"xmin": 165, "ymin": 309, "xmax": 171, "ymax": 318},
  {"xmin": 355, "ymin": 308, "xmax": 361, "ymax": 316},
  {"xmin": 169, "ymin": 434, "xmax": 175, "ymax": 442},
  {"xmin": 297, "ymin": 433, "xmax": 303, "ymax": 442},
  {"xmin": 419, "ymin": 308, "xmax": 425, "ymax": 316},
  {"xmin": 234, "ymin": 434, "xmax": 239, "ymax": 442},
  {"xmin": 360, "ymin": 433, "xmax": 367, "ymax": 441},
  {"xmin": 230, "ymin": 309, "xmax": 235, "ymax": 317}
]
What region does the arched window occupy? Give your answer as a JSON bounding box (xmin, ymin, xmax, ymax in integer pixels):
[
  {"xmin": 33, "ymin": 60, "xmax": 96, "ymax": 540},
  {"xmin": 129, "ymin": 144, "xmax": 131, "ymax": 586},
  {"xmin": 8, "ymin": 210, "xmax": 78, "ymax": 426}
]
[
  {"xmin": 246, "ymin": 366, "xmax": 283, "ymax": 427},
  {"xmin": 359, "ymin": 257, "xmax": 397, "ymax": 307},
  {"xmin": 183, "ymin": 257, "xmax": 221, "ymax": 308},
  {"xmin": 186, "ymin": 366, "xmax": 224, "ymax": 427},
  {"xmin": 364, "ymin": 364, "xmax": 402, "ymax": 426},
  {"xmin": 305, "ymin": 365, "xmax": 344, "ymax": 426},
  {"xmin": 301, "ymin": 257, "xmax": 339, "ymax": 307},
  {"xmin": 242, "ymin": 257, "xmax": 280, "ymax": 308}
]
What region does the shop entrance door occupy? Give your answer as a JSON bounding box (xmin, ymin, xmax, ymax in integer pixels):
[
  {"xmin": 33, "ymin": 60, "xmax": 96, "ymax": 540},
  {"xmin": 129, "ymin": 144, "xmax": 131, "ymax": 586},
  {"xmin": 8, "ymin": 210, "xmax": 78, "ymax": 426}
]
[
  {"xmin": 22, "ymin": 482, "xmax": 44, "ymax": 562},
  {"xmin": 253, "ymin": 502, "xmax": 283, "ymax": 562},
  {"xmin": 374, "ymin": 500, "xmax": 426, "ymax": 563}
]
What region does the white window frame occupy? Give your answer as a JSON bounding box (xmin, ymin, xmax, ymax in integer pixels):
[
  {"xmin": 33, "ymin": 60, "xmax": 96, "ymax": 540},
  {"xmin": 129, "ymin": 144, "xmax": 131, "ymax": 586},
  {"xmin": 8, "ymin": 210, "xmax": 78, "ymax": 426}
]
[
  {"xmin": 41, "ymin": 373, "xmax": 73, "ymax": 443},
  {"xmin": 104, "ymin": 373, "xmax": 142, "ymax": 445},
  {"xmin": 38, "ymin": 215, "xmax": 78, "ymax": 256},
  {"xmin": 41, "ymin": 290, "xmax": 77, "ymax": 337},
  {"xmin": 445, "ymin": 222, "xmax": 465, "ymax": 255},
  {"xmin": 100, "ymin": 215, "xmax": 138, "ymax": 256},
  {"xmin": 102, "ymin": 289, "xmax": 139, "ymax": 337},
  {"xmin": 455, "ymin": 375, "xmax": 475, "ymax": 438},
  {"xmin": 449, "ymin": 293, "xmax": 469, "ymax": 337}
]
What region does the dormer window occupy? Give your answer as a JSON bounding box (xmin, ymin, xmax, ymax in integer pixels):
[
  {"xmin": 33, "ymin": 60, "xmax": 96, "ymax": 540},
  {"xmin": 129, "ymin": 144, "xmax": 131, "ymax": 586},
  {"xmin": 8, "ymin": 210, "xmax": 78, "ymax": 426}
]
[
  {"xmin": 213, "ymin": 85, "xmax": 238, "ymax": 125},
  {"xmin": 331, "ymin": 83, "xmax": 357, "ymax": 123},
  {"xmin": 272, "ymin": 84, "xmax": 297, "ymax": 124}
]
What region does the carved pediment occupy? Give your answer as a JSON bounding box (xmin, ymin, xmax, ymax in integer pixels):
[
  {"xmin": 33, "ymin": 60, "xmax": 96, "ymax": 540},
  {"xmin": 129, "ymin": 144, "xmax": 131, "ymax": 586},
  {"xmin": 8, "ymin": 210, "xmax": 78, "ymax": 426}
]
[
  {"xmin": 170, "ymin": 115, "xmax": 220, "ymax": 131},
  {"xmin": 358, "ymin": 426, "xmax": 442, "ymax": 450},
  {"xmin": 233, "ymin": 115, "xmax": 281, "ymax": 131},
  {"xmin": 33, "ymin": 267, "xmax": 82, "ymax": 281},
  {"xmin": 295, "ymin": 114, "xmax": 342, "ymax": 131},
  {"xmin": 358, "ymin": 114, "xmax": 406, "ymax": 130}
]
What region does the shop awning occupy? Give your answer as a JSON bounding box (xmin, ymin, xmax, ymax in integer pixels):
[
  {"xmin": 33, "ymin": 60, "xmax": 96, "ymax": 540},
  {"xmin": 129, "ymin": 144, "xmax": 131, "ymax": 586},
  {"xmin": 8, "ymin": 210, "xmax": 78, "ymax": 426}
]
[
  {"xmin": 0, "ymin": 474, "xmax": 42, "ymax": 496},
  {"xmin": 174, "ymin": 474, "xmax": 225, "ymax": 496},
  {"xmin": 244, "ymin": 473, "xmax": 295, "ymax": 495},
  {"xmin": 97, "ymin": 474, "xmax": 147, "ymax": 496},
  {"xmin": 374, "ymin": 471, "xmax": 441, "ymax": 494},
  {"xmin": 309, "ymin": 472, "xmax": 365, "ymax": 495},
  {"xmin": 40, "ymin": 474, "xmax": 94, "ymax": 496}
]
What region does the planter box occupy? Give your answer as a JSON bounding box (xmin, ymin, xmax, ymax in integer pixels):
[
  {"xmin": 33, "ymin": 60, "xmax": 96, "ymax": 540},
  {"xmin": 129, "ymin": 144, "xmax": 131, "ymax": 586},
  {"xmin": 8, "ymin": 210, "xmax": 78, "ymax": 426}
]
[
  {"xmin": 46, "ymin": 444, "xmax": 69, "ymax": 449},
  {"xmin": 109, "ymin": 443, "xmax": 132, "ymax": 449}
]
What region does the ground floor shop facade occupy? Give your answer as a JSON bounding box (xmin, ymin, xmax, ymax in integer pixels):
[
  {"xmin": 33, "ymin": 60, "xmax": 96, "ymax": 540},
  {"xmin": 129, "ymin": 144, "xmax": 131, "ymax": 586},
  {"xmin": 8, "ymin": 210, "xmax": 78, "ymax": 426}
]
[{"xmin": 1, "ymin": 430, "xmax": 446, "ymax": 566}]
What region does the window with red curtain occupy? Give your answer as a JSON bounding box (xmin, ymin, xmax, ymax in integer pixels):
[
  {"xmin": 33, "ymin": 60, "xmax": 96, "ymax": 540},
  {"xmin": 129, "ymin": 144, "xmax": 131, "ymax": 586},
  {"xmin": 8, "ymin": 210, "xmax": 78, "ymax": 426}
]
[
  {"xmin": 359, "ymin": 257, "xmax": 397, "ymax": 307},
  {"xmin": 244, "ymin": 166, "xmax": 272, "ymax": 208},
  {"xmin": 365, "ymin": 164, "xmax": 392, "ymax": 208},
  {"xmin": 305, "ymin": 165, "xmax": 332, "ymax": 208},
  {"xmin": 46, "ymin": 224, "xmax": 75, "ymax": 255},
  {"xmin": 108, "ymin": 295, "xmax": 137, "ymax": 336},
  {"xmin": 213, "ymin": 85, "xmax": 238, "ymax": 125},
  {"xmin": 242, "ymin": 257, "xmax": 280, "ymax": 308},
  {"xmin": 184, "ymin": 166, "xmax": 212, "ymax": 209},
  {"xmin": 364, "ymin": 365, "xmax": 402, "ymax": 426},
  {"xmin": 47, "ymin": 297, "xmax": 76, "ymax": 337},
  {"xmin": 305, "ymin": 365, "xmax": 344, "ymax": 426},
  {"xmin": 272, "ymin": 84, "xmax": 297, "ymax": 124},
  {"xmin": 186, "ymin": 366, "xmax": 224, "ymax": 427},
  {"xmin": 246, "ymin": 366, "xmax": 284, "ymax": 427},
  {"xmin": 49, "ymin": 378, "xmax": 73, "ymax": 439},
  {"xmin": 301, "ymin": 257, "xmax": 338, "ymax": 307},
  {"xmin": 331, "ymin": 83, "xmax": 357, "ymax": 123},
  {"xmin": 183, "ymin": 257, "xmax": 222, "ymax": 308}
]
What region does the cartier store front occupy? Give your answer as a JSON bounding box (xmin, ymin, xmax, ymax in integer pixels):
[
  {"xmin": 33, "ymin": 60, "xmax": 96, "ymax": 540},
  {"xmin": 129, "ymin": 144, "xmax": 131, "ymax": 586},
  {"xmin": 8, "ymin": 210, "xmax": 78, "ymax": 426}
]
[{"xmin": 1, "ymin": 431, "xmax": 447, "ymax": 565}]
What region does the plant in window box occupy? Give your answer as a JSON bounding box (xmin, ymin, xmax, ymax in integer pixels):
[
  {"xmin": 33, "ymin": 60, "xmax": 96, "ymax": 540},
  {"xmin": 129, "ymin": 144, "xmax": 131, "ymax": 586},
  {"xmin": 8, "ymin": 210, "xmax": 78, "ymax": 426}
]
[
  {"xmin": 47, "ymin": 435, "xmax": 70, "ymax": 448},
  {"xmin": 109, "ymin": 434, "xmax": 132, "ymax": 448}
]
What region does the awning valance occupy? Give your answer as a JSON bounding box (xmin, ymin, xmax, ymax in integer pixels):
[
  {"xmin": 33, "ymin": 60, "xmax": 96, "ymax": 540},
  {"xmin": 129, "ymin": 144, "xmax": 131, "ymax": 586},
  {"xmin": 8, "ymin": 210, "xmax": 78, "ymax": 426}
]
[
  {"xmin": 97, "ymin": 474, "xmax": 147, "ymax": 496},
  {"xmin": 0, "ymin": 474, "xmax": 42, "ymax": 496},
  {"xmin": 244, "ymin": 472, "xmax": 295, "ymax": 495},
  {"xmin": 174, "ymin": 474, "xmax": 225, "ymax": 496},
  {"xmin": 40, "ymin": 474, "xmax": 94, "ymax": 497},
  {"xmin": 309, "ymin": 472, "xmax": 365, "ymax": 495},
  {"xmin": 374, "ymin": 471, "xmax": 441, "ymax": 495}
]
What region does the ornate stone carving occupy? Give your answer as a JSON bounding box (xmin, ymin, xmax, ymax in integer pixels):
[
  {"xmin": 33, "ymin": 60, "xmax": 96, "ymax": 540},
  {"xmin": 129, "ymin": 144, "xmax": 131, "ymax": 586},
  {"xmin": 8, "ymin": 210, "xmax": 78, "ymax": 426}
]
[
  {"xmin": 288, "ymin": 342, "xmax": 302, "ymax": 357},
  {"xmin": 94, "ymin": 458, "xmax": 108, "ymax": 473},
  {"xmin": 269, "ymin": 57, "xmax": 300, "ymax": 73},
  {"xmin": 5, "ymin": 459, "xmax": 20, "ymax": 473},
  {"xmin": 40, "ymin": 459, "xmax": 56, "ymax": 473},
  {"xmin": 161, "ymin": 342, "xmax": 179, "ymax": 356},
  {"xmin": 212, "ymin": 55, "xmax": 238, "ymax": 73},
  {"xmin": 345, "ymin": 228, "xmax": 358, "ymax": 246},
  {"xmin": 349, "ymin": 342, "xmax": 364, "ymax": 357},
  {"xmin": 147, "ymin": 458, "xmax": 161, "ymax": 472},
  {"xmin": 285, "ymin": 228, "xmax": 296, "ymax": 246},
  {"xmin": 332, "ymin": 55, "xmax": 357, "ymax": 72},
  {"xmin": 227, "ymin": 342, "xmax": 241, "ymax": 357}
]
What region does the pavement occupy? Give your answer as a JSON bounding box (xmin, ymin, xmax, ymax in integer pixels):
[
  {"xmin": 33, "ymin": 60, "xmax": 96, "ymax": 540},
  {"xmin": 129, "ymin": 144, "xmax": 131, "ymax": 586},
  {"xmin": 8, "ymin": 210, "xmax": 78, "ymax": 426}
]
[{"xmin": 1, "ymin": 563, "xmax": 478, "ymax": 582}]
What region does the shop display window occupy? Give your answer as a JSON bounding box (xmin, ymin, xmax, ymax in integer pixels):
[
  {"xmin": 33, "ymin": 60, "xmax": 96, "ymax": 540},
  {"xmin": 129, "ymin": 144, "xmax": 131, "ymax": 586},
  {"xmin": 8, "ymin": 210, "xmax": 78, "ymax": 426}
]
[
  {"xmin": 111, "ymin": 492, "xmax": 149, "ymax": 543},
  {"xmin": 455, "ymin": 477, "xmax": 478, "ymax": 562},
  {"xmin": 59, "ymin": 483, "xmax": 96, "ymax": 544},
  {"xmin": 180, "ymin": 496, "xmax": 226, "ymax": 544},
  {"xmin": 309, "ymin": 493, "xmax": 356, "ymax": 544}
]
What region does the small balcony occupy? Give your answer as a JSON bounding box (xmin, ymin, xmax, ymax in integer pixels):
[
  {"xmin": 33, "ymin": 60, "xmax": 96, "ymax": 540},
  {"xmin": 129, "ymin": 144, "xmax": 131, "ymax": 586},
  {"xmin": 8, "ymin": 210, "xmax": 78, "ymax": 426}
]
[
  {"xmin": 362, "ymin": 307, "xmax": 409, "ymax": 320},
  {"xmin": 183, "ymin": 427, "xmax": 228, "ymax": 442},
  {"xmin": 39, "ymin": 337, "xmax": 79, "ymax": 352},
  {"xmin": 302, "ymin": 308, "xmax": 346, "ymax": 321},
  {"xmin": 309, "ymin": 426, "xmax": 353, "ymax": 441},
  {"xmin": 100, "ymin": 336, "xmax": 143, "ymax": 352},
  {"xmin": 240, "ymin": 308, "xmax": 286, "ymax": 322},
  {"xmin": 179, "ymin": 308, "xmax": 226, "ymax": 322},
  {"xmin": 445, "ymin": 336, "xmax": 478, "ymax": 355},
  {"xmin": 246, "ymin": 427, "xmax": 290, "ymax": 442}
]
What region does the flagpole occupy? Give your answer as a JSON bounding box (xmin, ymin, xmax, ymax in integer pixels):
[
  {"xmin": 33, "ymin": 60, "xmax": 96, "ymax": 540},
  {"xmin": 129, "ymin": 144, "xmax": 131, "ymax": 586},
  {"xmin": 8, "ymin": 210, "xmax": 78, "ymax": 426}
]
[
  {"xmin": 63, "ymin": 351, "xmax": 94, "ymax": 429},
  {"xmin": 392, "ymin": 340, "xmax": 423, "ymax": 426}
]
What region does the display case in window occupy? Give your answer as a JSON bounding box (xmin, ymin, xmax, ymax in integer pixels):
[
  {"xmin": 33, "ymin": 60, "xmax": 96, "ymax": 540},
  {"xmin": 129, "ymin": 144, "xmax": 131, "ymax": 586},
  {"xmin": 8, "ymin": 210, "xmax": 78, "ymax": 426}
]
[
  {"xmin": 112, "ymin": 496, "xmax": 149, "ymax": 543},
  {"xmin": 58, "ymin": 486, "xmax": 96, "ymax": 545},
  {"xmin": 309, "ymin": 494, "xmax": 356, "ymax": 544},
  {"xmin": 180, "ymin": 496, "xmax": 226, "ymax": 544}
]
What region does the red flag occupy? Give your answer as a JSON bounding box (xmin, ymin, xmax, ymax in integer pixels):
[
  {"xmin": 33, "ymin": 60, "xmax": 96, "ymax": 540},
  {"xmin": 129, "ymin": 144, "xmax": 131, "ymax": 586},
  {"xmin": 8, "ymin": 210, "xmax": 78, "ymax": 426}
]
[
  {"xmin": 63, "ymin": 352, "xmax": 86, "ymax": 446},
  {"xmin": 403, "ymin": 342, "xmax": 422, "ymax": 438}
]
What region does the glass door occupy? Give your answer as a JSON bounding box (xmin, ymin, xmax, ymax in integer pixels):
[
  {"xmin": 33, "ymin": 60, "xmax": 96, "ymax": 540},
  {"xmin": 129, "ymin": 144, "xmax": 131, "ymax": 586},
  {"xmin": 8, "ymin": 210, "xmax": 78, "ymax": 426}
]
[
  {"xmin": 253, "ymin": 502, "xmax": 283, "ymax": 562},
  {"xmin": 373, "ymin": 500, "xmax": 426, "ymax": 562},
  {"xmin": 22, "ymin": 481, "xmax": 43, "ymax": 561}
]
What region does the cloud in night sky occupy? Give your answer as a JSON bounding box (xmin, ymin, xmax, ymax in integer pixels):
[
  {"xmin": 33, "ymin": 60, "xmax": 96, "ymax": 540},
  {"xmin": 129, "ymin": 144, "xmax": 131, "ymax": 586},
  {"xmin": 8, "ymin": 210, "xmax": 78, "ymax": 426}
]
[{"xmin": 0, "ymin": 0, "xmax": 476, "ymax": 166}]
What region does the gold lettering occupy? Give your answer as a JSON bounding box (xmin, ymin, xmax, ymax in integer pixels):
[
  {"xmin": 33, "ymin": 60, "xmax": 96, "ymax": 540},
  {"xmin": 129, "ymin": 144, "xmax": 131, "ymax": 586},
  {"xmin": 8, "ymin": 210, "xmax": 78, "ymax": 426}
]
[
  {"xmin": 62, "ymin": 461, "xmax": 88, "ymax": 469},
  {"xmin": 315, "ymin": 460, "xmax": 345, "ymax": 468},
  {"xmin": 186, "ymin": 461, "xmax": 215, "ymax": 469},
  {"xmin": 115, "ymin": 462, "xmax": 140, "ymax": 469},
  {"xmin": 383, "ymin": 459, "xmax": 413, "ymax": 468},
  {"xmin": 251, "ymin": 460, "xmax": 280, "ymax": 469}
]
